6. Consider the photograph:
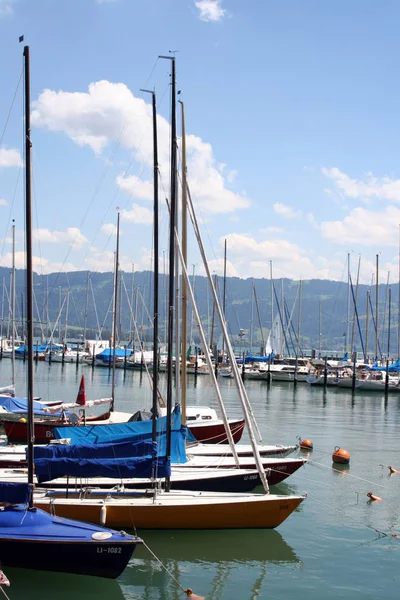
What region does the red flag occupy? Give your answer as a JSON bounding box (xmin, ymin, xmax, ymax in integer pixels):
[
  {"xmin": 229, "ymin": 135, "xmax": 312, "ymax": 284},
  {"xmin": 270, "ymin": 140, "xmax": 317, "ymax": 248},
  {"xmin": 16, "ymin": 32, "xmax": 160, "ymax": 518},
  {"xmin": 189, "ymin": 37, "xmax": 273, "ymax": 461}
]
[{"xmin": 76, "ymin": 375, "xmax": 86, "ymax": 406}]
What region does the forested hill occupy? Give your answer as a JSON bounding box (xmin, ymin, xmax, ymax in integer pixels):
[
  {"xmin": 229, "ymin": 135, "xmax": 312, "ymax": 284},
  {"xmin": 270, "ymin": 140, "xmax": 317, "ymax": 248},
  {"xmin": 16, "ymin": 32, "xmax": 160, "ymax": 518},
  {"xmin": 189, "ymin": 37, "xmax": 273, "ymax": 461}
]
[{"xmin": 0, "ymin": 266, "xmax": 397, "ymax": 355}]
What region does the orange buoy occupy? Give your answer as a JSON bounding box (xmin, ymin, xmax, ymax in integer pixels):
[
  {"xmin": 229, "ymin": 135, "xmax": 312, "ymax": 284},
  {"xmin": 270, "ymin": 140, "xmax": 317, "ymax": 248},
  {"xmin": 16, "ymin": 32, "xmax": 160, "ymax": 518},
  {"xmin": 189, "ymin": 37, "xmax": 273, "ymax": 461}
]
[
  {"xmin": 389, "ymin": 466, "xmax": 400, "ymax": 474},
  {"xmin": 367, "ymin": 492, "xmax": 382, "ymax": 502},
  {"xmin": 332, "ymin": 446, "xmax": 350, "ymax": 464},
  {"xmin": 298, "ymin": 437, "xmax": 313, "ymax": 450}
]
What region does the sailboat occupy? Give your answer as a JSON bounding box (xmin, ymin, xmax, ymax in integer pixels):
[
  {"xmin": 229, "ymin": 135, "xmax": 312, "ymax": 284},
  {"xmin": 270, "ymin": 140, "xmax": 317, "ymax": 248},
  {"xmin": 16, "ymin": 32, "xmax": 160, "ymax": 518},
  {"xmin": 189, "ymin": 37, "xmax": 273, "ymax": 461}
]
[
  {"xmin": 0, "ymin": 43, "xmax": 140, "ymax": 578},
  {"xmin": 21, "ymin": 58, "xmax": 305, "ymax": 529}
]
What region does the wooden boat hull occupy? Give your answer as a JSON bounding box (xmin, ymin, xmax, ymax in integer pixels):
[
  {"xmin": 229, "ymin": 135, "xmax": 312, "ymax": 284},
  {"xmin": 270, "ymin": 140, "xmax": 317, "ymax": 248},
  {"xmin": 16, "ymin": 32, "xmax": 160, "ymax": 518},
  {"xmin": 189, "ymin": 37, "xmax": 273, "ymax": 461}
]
[
  {"xmin": 188, "ymin": 419, "xmax": 245, "ymax": 444},
  {"xmin": 34, "ymin": 493, "xmax": 304, "ymax": 529}
]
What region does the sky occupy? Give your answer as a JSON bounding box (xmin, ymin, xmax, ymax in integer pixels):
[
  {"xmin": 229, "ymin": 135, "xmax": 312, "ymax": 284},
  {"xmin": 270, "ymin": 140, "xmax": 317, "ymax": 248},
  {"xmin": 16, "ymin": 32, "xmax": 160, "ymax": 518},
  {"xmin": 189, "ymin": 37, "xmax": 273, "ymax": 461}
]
[{"xmin": 1, "ymin": 0, "xmax": 400, "ymax": 285}]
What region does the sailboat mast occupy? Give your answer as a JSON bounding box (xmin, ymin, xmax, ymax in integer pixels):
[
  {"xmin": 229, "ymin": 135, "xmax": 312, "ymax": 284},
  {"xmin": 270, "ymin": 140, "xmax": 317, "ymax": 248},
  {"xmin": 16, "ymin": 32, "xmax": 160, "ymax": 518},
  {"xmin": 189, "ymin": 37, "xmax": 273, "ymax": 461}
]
[
  {"xmin": 296, "ymin": 280, "xmax": 302, "ymax": 359},
  {"xmin": 346, "ymin": 252, "xmax": 351, "ymax": 355},
  {"xmin": 0, "ymin": 277, "xmax": 4, "ymax": 342},
  {"xmin": 350, "ymin": 256, "xmax": 361, "ymax": 353},
  {"xmin": 83, "ymin": 271, "xmax": 90, "ymax": 342},
  {"xmin": 11, "ymin": 220, "xmax": 16, "ymax": 388},
  {"xmin": 398, "ymin": 224, "xmax": 400, "ymax": 359},
  {"xmin": 160, "ymin": 55, "xmax": 177, "ymax": 477},
  {"xmin": 253, "ymin": 282, "xmax": 265, "ymax": 352},
  {"xmin": 23, "ymin": 45, "xmax": 35, "ymax": 491},
  {"xmin": 376, "ymin": 253, "xmax": 379, "ymax": 360},
  {"xmin": 221, "ymin": 238, "xmax": 227, "ymax": 360},
  {"xmin": 111, "ymin": 211, "xmax": 120, "ymax": 411},
  {"xmin": 180, "ymin": 100, "xmax": 188, "ymax": 425},
  {"xmin": 319, "ymin": 300, "xmax": 322, "ymax": 357},
  {"xmin": 365, "ymin": 290, "xmax": 369, "ymax": 360},
  {"xmin": 250, "ymin": 280, "xmax": 254, "ymax": 351},
  {"xmin": 141, "ymin": 89, "xmax": 160, "ymax": 440}
]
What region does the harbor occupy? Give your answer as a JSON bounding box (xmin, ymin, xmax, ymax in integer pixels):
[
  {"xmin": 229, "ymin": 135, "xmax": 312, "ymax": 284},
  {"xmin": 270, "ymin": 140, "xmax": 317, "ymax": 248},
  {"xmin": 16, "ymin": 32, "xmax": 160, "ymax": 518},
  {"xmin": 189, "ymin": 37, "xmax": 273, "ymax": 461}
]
[
  {"xmin": 1, "ymin": 1, "xmax": 400, "ymax": 598},
  {"xmin": 0, "ymin": 359, "xmax": 399, "ymax": 599}
]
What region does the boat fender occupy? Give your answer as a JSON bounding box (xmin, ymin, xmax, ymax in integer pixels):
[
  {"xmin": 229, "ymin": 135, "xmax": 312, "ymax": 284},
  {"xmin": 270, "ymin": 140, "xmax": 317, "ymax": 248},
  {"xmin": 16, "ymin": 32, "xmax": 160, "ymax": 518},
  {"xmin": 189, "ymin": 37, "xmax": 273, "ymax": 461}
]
[
  {"xmin": 332, "ymin": 446, "xmax": 350, "ymax": 464},
  {"xmin": 367, "ymin": 492, "xmax": 382, "ymax": 502},
  {"xmin": 100, "ymin": 503, "xmax": 107, "ymax": 526},
  {"xmin": 389, "ymin": 466, "xmax": 400, "ymax": 474}
]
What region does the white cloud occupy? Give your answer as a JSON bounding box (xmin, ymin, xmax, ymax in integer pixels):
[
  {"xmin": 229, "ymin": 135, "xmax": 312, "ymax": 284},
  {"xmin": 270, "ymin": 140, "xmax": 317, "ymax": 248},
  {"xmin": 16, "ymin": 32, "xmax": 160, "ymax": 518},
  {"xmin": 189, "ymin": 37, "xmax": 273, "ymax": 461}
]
[
  {"xmin": 261, "ymin": 226, "xmax": 283, "ymax": 234},
  {"xmin": 33, "ymin": 227, "xmax": 88, "ymax": 248},
  {"xmin": 101, "ymin": 223, "xmax": 117, "ymax": 236},
  {"xmin": 0, "ymin": 199, "xmax": 7, "ymax": 206},
  {"xmin": 210, "ymin": 233, "xmax": 357, "ymax": 281},
  {"xmin": 322, "ymin": 167, "xmax": 400, "ymax": 203},
  {"xmin": 0, "ymin": 251, "xmax": 77, "ymax": 274},
  {"xmin": 200, "ymin": 258, "xmax": 239, "ymax": 278},
  {"xmin": 321, "ymin": 205, "xmax": 400, "ymax": 247},
  {"xmin": 273, "ymin": 202, "xmax": 302, "ymax": 219},
  {"xmin": 121, "ymin": 204, "xmax": 153, "ymax": 225},
  {"xmin": 195, "ymin": 0, "xmax": 226, "ymax": 22},
  {"xmin": 116, "ymin": 174, "xmax": 153, "ymax": 201},
  {"xmin": 0, "ymin": 148, "xmax": 22, "ymax": 167},
  {"xmin": 82, "ymin": 245, "xmax": 153, "ymax": 273},
  {"xmin": 32, "ymin": 80, "xmax": 248, "ymax": 215},
  {"xmin": 0, "ymin": 0, "xmax": 14, "ymax": 16}
]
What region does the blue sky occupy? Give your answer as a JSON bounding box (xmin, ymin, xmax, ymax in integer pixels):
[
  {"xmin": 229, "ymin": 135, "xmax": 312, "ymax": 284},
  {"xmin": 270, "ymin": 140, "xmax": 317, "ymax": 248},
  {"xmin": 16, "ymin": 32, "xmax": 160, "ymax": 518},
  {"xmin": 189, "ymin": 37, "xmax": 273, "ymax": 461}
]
[{"xmin": 1, "ymin": 0, "xmax": 400, "ymax": 284}]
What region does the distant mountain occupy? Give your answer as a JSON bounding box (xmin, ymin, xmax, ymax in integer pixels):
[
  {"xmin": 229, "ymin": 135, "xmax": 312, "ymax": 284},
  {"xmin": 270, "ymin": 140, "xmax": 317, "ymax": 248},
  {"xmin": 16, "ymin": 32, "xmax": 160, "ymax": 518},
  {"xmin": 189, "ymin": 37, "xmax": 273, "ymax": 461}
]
[{"xmin": 0, "ymin": 266, "xmax": 397, "ymax": 358}]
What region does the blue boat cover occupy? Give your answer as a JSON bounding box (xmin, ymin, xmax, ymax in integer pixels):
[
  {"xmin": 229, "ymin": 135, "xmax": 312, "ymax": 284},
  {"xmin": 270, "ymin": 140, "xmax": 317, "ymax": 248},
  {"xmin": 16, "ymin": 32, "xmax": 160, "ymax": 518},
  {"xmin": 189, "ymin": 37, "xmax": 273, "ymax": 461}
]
[
  {"xmin": 237, "ymin": 352, "xmax": 274, "ymax": 364},
  {"xmin": 0, "ymin": 482, "xmax": 33, "ymax": 504},
  {"xmin": 370, "ymin": 358, "xmax": 400, "ymax": 372},
  {"xmin": 0, "ymin": 396, "xmax": 67, "ymax": 418},
  {"xmin": 53, "ymin": 407, "xmax": 192, "ymax": 464},
  {"xmin": 34, "ymin": 455, "xmax": 171, "ymax": 483},
  {"xmin": 15, "ymin": 344, "xmax": 61, "ymax": 355},
  {"xmin": 95, "ymin": 347, "xmax": 131, "ymax": 360},
  {"xmin": 33, "ymin": 439, "xmax": 155, "ymax": 460}
]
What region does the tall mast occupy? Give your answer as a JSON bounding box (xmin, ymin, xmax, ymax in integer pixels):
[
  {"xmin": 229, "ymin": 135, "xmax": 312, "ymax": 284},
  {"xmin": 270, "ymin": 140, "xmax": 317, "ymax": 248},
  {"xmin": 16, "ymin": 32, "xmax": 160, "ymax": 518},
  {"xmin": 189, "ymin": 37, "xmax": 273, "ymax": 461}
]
[
  {"xmin": 160, "ymin": 55, "xmax": 177, "ymax": 484},
  {"xmin": 296, "ymin": 280, "xmax": 302, "ymax": 359},
  {"xmin": 64, "ymin": 290, "xmax": 70, "ymax": 345},
  {"xmin": 376, "ymin": 253, "xmax": 379, "ymax": 360},
  {"xmin": 23, "ymin": 44, "xmax": 35, "ymax": 492},
  {"xmin": 254, "ymin": 282, "xmax": 265, "ymax": 352},
  {"xmin": 365, "ymin": 290, "xmax": 369, "ymax": 360},
  {"xmin": 350, "ymin": 256, "xmax": 361, "ymax": 353},
  {"xmin": 398, "ymin": 224, "xmax": 400, "ymax": 359},
  {"xmin": 221, "ymin": 239, "xmax": 227, "ymax": 361},
  {"xmin": 270, "ymin": 261, "xmax": 274, "ymax": 351},
  {"xmin": 83, "ymin": 271, "xmax": 90, "ymax": 342},
  {"xmin": 141, "ymin": 89, "xmax": 159, "ymax": 440},
  {"xmin": 346, "ymin": 252, "xmax": 351, "ymax": 354},
  {"xmin": 0, "ymin": 277, "xmax": 5, "ymax": 342},
  {"xmin": 129, "ymin": 263, "xmax": 134, "ymax": 345},
  {"xmin": 11, "ymin": 219, "xmax": 16, "ymax": 388},
  {"xmin": 111, "ymin": 211, "xmax": 120, "ymax": 411},
  {"xmin": 180, "ymin": 100, "xmax": 188, "ymax": 425},
  {"xmin": 250, "ymin": 280, "xmax": 254, "ymax": 351},
  {"xmin": 319, "ymin": 299, "xmax": 322, "ymax": 357}
]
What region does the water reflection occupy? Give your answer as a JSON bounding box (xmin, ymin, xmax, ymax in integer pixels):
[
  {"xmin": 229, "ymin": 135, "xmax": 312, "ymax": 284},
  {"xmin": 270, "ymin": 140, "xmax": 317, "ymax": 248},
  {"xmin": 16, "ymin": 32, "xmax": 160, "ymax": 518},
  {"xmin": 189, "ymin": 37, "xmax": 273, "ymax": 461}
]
[
  {"xmin": 120, "ymin": 529, "xmax": 300, "ymax": 600},
  {"xmin": 4, "ymin": 568, "xmax": 125, "ymax": 599}
]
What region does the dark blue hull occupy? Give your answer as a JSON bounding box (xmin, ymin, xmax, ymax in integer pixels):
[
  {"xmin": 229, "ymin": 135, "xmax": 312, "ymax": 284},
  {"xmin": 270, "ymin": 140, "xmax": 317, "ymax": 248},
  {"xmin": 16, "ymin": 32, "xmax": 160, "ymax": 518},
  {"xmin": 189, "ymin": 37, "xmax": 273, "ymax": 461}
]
[
  {"xmin": 0, "ymin": 503, "xmax": 139, "ymax": 579},
  {"xmin": 0, "ymin": 537, "xmax": 136, "ymax": 579}
]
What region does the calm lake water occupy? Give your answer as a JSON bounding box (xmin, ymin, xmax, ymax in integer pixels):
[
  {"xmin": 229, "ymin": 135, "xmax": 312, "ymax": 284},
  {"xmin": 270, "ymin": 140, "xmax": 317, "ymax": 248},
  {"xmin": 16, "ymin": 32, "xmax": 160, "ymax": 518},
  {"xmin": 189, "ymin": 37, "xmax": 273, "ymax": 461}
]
[{"xmin": 1, "ymin": 358, "xmax": 400, "ymax": 599}]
